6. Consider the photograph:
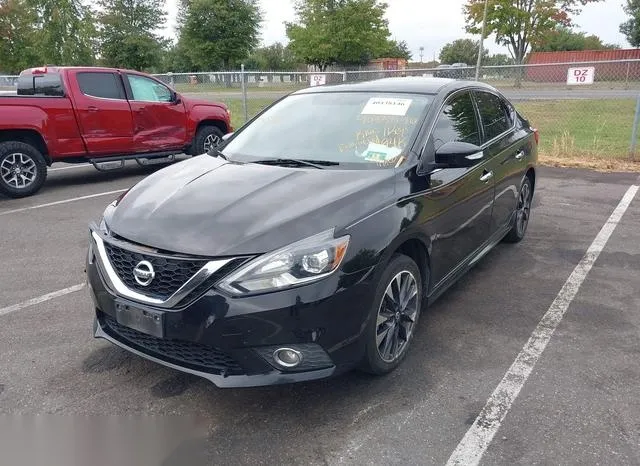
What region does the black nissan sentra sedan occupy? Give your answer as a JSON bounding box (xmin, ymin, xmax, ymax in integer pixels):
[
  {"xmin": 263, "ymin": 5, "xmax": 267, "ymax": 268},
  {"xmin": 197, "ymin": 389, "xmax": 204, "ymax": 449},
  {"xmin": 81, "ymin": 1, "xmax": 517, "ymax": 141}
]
[{"xmin": 86, "ymin": 77, "xmax": 538, "ymax": 388}]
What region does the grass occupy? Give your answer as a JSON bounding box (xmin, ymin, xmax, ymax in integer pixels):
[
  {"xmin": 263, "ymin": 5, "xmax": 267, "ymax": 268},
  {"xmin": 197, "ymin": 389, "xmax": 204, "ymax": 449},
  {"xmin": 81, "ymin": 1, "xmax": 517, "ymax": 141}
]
[
  {"xmin": 515, "ymin": 99, "xmax": 640, "ymax": 171},
  {"xmin": 216, "ymin": 97, "xmax": 276, "ymax": 129}
]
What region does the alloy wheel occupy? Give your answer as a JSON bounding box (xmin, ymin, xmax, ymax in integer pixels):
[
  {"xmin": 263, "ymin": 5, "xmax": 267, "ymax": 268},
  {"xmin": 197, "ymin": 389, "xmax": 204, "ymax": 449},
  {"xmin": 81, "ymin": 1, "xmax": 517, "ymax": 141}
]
[
  {"xmin": 0, "ymin": 153, "xmax": 37, "ymax": 189},
  {"xmin": 203, "ymin": 134, "xmax": 221, "ymax": 153},
  {"xmin": 376, "ymin": 271, "xmax": 419, "ymax": 363},
  {"xmin": 516, "ymin": 181, "xmax": 532, "ymax": 237}
]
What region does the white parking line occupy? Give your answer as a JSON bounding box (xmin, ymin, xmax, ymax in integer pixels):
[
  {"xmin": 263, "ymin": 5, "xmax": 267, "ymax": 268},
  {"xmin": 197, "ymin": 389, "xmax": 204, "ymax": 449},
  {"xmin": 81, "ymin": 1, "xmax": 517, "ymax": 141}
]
[
  {"xmin": 0, "ymin": 284, "xmax": 85, "ymax": 317},
  {"xmin": 446, "ymin": 184, "xmax": 639, "ymax": 466},
  {"xmin": 0, "ymin": 189, "xmax": 126, "ymax": 216}
]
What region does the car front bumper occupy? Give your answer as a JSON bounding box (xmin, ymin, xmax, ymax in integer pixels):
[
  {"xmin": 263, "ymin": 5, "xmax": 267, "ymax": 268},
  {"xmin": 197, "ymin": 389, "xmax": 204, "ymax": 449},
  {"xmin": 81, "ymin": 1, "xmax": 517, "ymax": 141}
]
[{"xmin": 86, "ymin": 236, "xmax": 377, "ymax": 388}]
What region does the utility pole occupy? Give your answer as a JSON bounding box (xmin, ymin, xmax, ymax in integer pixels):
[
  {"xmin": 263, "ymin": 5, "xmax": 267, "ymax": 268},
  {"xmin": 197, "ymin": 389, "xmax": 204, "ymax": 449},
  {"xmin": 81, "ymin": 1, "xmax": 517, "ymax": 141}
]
[
  {"xmin": 419, "ymin": 46, "xmax": 424, "ymax": 63},
  {"xmin": 475, "ymin": 0, "xmax": 489, "ymax": 81}
]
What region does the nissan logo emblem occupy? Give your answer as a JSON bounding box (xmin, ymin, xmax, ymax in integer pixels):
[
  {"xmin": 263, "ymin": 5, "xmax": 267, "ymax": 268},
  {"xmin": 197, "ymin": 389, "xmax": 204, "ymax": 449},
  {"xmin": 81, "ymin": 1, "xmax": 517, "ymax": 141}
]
[{"xmin": 133, "ymin": 260, "xmax": 155, "ymax": 286}]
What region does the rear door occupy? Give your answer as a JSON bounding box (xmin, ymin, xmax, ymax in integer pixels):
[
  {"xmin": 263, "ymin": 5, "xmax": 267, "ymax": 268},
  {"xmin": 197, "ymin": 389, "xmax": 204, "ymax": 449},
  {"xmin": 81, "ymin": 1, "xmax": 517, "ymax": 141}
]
[
  {"xmin": 421, "ymin": 90, "xmax": 495, "ymax": 285},
  {"xmin": 71, "ymin": 71, "xmax": 135, "ymax": 155},
  {"xmin": 124, "ymin": 73, "xmax": 187, "ymax": 152},
  {"xmin": 472, "ymin": 90, "xmax": 528, "ymax": 234}
]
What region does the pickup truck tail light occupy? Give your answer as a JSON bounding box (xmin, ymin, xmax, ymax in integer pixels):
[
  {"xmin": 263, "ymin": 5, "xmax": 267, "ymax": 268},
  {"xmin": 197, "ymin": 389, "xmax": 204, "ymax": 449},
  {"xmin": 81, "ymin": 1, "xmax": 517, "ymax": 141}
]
[{"xmin": 532, "ymin": 127, "xmax": 539, "ymax": 145}]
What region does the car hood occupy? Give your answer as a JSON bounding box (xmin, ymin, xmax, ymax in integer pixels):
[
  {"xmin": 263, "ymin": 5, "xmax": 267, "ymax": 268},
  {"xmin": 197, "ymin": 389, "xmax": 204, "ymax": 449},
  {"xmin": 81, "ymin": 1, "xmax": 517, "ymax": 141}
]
[
  {"xmin": 181, "ymin": 94, "xmax": 227, "ymax": 110},
  {"xmin": 107, "ymin": 156, "xmax": 396, "ymax": 257}
]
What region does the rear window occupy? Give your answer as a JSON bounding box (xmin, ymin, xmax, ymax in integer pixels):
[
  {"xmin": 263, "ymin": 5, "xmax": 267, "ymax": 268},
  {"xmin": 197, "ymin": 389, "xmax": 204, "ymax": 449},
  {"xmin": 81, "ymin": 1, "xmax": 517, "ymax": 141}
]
[
  {"xmin": 17, "ymin": 73, "xmax": 64, "ymax": 96},
  {"xmin": 77, "ymin": 72, "xmax": 126, "ymax": 100}
]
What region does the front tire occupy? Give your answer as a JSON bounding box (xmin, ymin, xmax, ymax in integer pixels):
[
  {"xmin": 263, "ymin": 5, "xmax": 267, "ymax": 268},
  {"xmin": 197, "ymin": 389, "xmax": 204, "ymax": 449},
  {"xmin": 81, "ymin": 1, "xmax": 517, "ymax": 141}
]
[
  {"xmin": 504, "ymin": 176, "xmax": 533, "ymax": 243},
  {"xmin": 0, "ymin": 141, "xmax": 48, "ymax": 198},
  {"xmin": 193, "ymin": 126, "xmax": 224, "ymax": 155},
  {"xmin": 359, "ymin": 254, "xmax": 423, "ymax": 375}
]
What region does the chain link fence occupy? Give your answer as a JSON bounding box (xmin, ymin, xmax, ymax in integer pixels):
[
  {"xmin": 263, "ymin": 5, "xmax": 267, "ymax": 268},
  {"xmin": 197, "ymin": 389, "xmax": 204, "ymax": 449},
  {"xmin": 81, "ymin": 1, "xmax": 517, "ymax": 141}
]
[
  {"xmin": 2, "ymin": 59, "xmax": 639, "ymax": 163},
  {"xmin": 150, "ymin": 60, "xmax": 640, "ymax": 164}
]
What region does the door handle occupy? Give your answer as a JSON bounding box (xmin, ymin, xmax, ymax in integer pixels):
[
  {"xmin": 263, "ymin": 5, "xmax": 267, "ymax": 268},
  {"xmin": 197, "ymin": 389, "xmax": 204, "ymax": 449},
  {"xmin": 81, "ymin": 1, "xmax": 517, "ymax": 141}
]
[
  {"xmin": 480, "ymin": 171, "xmax": 493, "ymax": 183},
  {"xmin": 515, "ymin": 150, "xmax": 525, "ymax": 160},
  {"xmin": 87, "ymin": 106, "xmax": 99, "ymax": 112}
]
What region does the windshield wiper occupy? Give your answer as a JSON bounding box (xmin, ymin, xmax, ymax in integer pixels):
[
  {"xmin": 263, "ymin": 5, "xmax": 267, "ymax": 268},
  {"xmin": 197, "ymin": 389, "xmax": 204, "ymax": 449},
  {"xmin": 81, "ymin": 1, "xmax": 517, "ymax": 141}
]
[
  {"xmin": 252, "ymin": 158, "xmax": 339, "ymax": 169},
  {"xmin": 207, "ymin": 147, "xmax": 228, "ymax": 160}
]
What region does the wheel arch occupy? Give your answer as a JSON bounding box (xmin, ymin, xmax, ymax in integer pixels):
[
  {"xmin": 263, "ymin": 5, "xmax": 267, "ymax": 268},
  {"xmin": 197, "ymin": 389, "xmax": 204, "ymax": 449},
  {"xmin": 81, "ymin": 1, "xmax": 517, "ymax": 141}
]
[
  {"xmin": 0, "ymin": 129, "xmax": 50, "ymax": 165},
  {"xmin": 196, "ymin": 119, "xmax": 229, "ymax": 136}
]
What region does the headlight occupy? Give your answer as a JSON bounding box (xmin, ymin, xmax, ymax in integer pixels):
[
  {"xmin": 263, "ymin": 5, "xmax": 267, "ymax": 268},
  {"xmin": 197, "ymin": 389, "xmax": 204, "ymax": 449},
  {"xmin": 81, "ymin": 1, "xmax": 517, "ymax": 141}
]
[{"xmin": 217, "ymin": 229, "xmax": 350, "ymax": 296}]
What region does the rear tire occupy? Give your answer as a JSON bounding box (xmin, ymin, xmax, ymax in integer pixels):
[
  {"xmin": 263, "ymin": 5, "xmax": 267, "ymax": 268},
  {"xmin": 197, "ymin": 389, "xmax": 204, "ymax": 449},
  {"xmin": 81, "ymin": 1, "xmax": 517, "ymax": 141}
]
[
  {"xmin": 193, "ymin": 126, "xmax": 224, "ymax": 155},
  {"xmin": 359, "ymin": 254, "xmax": 423, "ymax": 375},
  {"xmin": 504, "ymin": 176, "xmax": 533, "ymax": 243},
  {"xmin": 0, "ymin": 141, "xmax": 48, "ymax": 198}
]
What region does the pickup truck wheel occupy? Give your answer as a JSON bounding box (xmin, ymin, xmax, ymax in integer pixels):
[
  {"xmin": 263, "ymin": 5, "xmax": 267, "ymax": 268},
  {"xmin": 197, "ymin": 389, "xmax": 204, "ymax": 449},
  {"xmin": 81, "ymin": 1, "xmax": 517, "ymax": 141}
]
[
  {"xmin": 194, "ymin": 126, "xmax": 224, "ymax": 155},
  {"xmin": 0, "ymin": 142, "xmax": 47, "ymax": 198}
]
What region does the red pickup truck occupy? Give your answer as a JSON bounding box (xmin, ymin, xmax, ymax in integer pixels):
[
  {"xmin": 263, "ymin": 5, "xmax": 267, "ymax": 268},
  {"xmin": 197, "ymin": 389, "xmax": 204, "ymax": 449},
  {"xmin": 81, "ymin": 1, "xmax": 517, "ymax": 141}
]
[{"xmin": 0, "ymin": 66, "xmax": 232, "ymax": 198}]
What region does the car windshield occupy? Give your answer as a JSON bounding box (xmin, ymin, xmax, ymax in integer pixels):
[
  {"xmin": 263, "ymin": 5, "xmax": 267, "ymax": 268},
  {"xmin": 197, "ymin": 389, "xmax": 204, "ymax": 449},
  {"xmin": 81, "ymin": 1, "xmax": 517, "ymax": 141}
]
[{"xmin": 223, "ymin": 92, "xmax": 432, "ymax": 168}]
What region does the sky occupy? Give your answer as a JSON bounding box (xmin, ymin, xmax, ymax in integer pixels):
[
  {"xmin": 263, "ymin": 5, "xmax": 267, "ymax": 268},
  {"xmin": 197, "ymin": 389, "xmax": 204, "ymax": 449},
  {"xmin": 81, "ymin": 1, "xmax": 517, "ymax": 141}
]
[{"xmin": 163, "ymin": 0, "xmax": 630, "ymax": 61}]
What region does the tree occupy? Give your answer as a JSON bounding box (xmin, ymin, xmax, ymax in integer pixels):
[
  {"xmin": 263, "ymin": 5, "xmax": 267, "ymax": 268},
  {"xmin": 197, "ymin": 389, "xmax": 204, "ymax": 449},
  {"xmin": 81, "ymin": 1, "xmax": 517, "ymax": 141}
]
[
  {"xmin": 620, "ymin": 0, "xmax": 640, "ymax": 47},
  {"xmin": 536, "ymin": 27, "xmax": 618, "ymax": 51},
  {"xmin": 178, "ymin": 0, "xmax": 262, "ymax": 71},
  {"xmin": 484, "ymin": 53, "xmax": 514, "ymax": 66},
  {"xmin": 31, "ymin": 0, "xmax": 97, "ymax": 66},
  {"xmin": 439, "ymin": 38, "xmax": 487, "ymax": 65},
  {"xmin": 98, "ymin": 0, "xmax": 167, "ymax": 71},
  {"xmin": 286, "ymin": 0, "xmax": 391, "ymax": 70},
  {"xmin": 384, "ymin": 39, "xmax": 412, "ymax": 60},
  {"xmin": 0, "ymin": 0, "xmax": 40, "ymax": 73},
  {"xmin": 245, "ymin": 43, "xmax": 302, "ymax": 71},
  {"xmin": 464, "ymin": 0, "xmax": 605, "ymax": 65}
]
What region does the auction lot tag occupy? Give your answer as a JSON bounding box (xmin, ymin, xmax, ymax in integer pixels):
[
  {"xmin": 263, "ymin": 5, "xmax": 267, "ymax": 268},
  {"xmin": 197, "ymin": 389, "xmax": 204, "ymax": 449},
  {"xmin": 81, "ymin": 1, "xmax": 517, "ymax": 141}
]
[{"xmin": 361, "ymin": 98, "xmax": 412, "ymax": 116}]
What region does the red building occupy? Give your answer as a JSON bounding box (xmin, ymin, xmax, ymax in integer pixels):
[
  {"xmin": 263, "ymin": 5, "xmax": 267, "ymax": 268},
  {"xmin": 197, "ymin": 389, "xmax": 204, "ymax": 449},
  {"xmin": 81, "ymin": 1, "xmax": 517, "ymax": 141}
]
[{"xmin": 526, "ymin": 49, "xmax": 640, "ymax": 83}]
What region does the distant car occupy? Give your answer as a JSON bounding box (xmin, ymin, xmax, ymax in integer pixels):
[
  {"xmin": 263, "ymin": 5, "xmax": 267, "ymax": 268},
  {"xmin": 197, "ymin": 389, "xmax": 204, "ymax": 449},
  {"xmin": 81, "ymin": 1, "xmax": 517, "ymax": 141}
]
[
  {"xmin": 0, "ymin": 66, "xmax": 232, "ymax": 198},
  {"xmin": 433, "ymin": 64, "xmax": 452, "ymax": 78},
  {"xmin": 87, "ymin": 77, "xmax": 538, "ymax": 388}
]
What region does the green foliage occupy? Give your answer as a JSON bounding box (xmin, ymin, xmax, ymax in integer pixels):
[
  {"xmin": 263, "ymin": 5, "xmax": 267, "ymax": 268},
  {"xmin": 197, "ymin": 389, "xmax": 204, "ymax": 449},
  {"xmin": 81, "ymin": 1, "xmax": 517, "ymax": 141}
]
[
  {"xmin": 384, "ymin": 40, "xmax": 412, "ymax": 60},
  {"xmin": 178, "ymin": 0, "xmax": 262, "ymax": 71},
  {"xmin": 98, "ymin": 0, "xmax": 167, "ymax": 71},
  {"xmin": 30, "ymin": 0, "xmax": 97, "ymax": 66},
  {"xmin": 620, "ymin": 0, "xmax": 640, "ymax": 47},
  {"xmin": 245, "ymin": 43, "xmax": 302, "ymax": 71},
  {"xmin": 286, "ymin": 0, "xmax": 392, "ymax": 70},
  {"xmin": 536, "ymin": 27, "xmax": 619, "ymax": 51},
  {"xmin": 484, "ymin": 54, "xmax": 514, "ymax": 66},
  {"xmin": 439, "ymin": 38, "xmax": 487, "ymax": 65},
  {"xmin": 465, "ymin": 0, "xmax": 605, "ymax": 64},
  {"xmin": 0, "ymin": 0, "xmax": 40, "ymax": 73}
]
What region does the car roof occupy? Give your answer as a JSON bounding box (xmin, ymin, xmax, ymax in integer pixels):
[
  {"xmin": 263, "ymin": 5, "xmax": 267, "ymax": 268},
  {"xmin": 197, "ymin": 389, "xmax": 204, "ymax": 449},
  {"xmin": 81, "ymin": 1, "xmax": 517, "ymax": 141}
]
[
  {"xmin": 19, "ymin": 65, "xmax": 147, "ymax": 75},
  {"xmin": 293, "ymin": 76, "xmax": 498, "ymax": 96}
]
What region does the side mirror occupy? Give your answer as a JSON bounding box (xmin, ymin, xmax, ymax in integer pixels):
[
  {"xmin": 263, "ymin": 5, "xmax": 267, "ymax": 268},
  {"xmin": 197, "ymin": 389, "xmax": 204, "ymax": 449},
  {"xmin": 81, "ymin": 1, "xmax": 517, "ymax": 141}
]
[
  {"xmin": 434, "ymin": 141, "xmax": 483, "ymax": 168},
  {"xmin": 171, "ymin": 91, "xmax": 181, "ymax": 104}
]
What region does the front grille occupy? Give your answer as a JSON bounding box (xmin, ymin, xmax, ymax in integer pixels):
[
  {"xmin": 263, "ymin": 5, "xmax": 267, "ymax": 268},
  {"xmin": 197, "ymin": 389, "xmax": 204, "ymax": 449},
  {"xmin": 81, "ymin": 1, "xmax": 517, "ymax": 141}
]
[
  {"xmin": 104, "ymin": 243, "xmax": 207, "ymax": 300},
  {"xmin": 102, "ymin": 315, "xmax": 245, "ymax": 375}
]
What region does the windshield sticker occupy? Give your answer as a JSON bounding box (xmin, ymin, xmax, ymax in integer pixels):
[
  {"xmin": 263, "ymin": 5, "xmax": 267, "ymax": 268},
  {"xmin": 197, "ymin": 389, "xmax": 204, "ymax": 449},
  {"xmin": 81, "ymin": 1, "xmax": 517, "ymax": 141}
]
[
  {"xmin": 361, "ymin": 98, "xmax": 413, "ymax": 116},
  {"xmin": 360, "ymin": 142, "xmax": 402, "ymax": 162}
]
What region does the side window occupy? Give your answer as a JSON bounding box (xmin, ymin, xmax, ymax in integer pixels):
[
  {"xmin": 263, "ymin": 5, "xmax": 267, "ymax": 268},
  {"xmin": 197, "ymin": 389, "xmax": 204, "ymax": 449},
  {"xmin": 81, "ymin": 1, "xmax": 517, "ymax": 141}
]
[
  {"xmin": 126, "ymin": 74, "xmax": 173, "ymax": 102},
  {"xmin": 432, "ymin": 92, "xmax": 481, "ymax": 151},
  {"xmin": 77, "ymin": 72, "xmax": 126, "ymax": 100},
  {"xmin": 474, "ymin": 91, "xmax": 513, "ymax": 142},
  {"xmin": 17, "ymin": 73, "xmax": 64, "ymax": 96}
]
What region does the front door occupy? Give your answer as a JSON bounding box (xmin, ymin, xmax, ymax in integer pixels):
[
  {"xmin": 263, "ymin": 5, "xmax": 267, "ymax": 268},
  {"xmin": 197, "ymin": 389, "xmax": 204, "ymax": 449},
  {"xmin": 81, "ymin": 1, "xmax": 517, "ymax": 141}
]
[
  {"xmin": 124, "ymin": 73, "xmax": 188, "ymax": 153},
  {"xmin": 420, "ymin": 91, "xmax": 495, "ymax": 286},
  {"xmin": 70, "ymin": 71, "xmax": 134, "ymax": 155}
]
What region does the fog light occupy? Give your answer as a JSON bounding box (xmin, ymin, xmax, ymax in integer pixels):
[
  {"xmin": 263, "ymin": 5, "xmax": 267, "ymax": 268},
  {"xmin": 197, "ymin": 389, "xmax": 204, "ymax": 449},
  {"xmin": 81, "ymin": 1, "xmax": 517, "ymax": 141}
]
[{"xmin": 273, "ymin": 348, "xmax": 303, "ymax": 368}]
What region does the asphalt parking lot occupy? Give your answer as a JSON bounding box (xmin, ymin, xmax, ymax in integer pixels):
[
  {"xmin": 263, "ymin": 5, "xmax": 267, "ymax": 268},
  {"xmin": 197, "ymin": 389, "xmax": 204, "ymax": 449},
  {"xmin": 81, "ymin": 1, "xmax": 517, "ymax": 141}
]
[{"xmin": 1, "ymin": 162, "xmax": 639, "ymax": 466}]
